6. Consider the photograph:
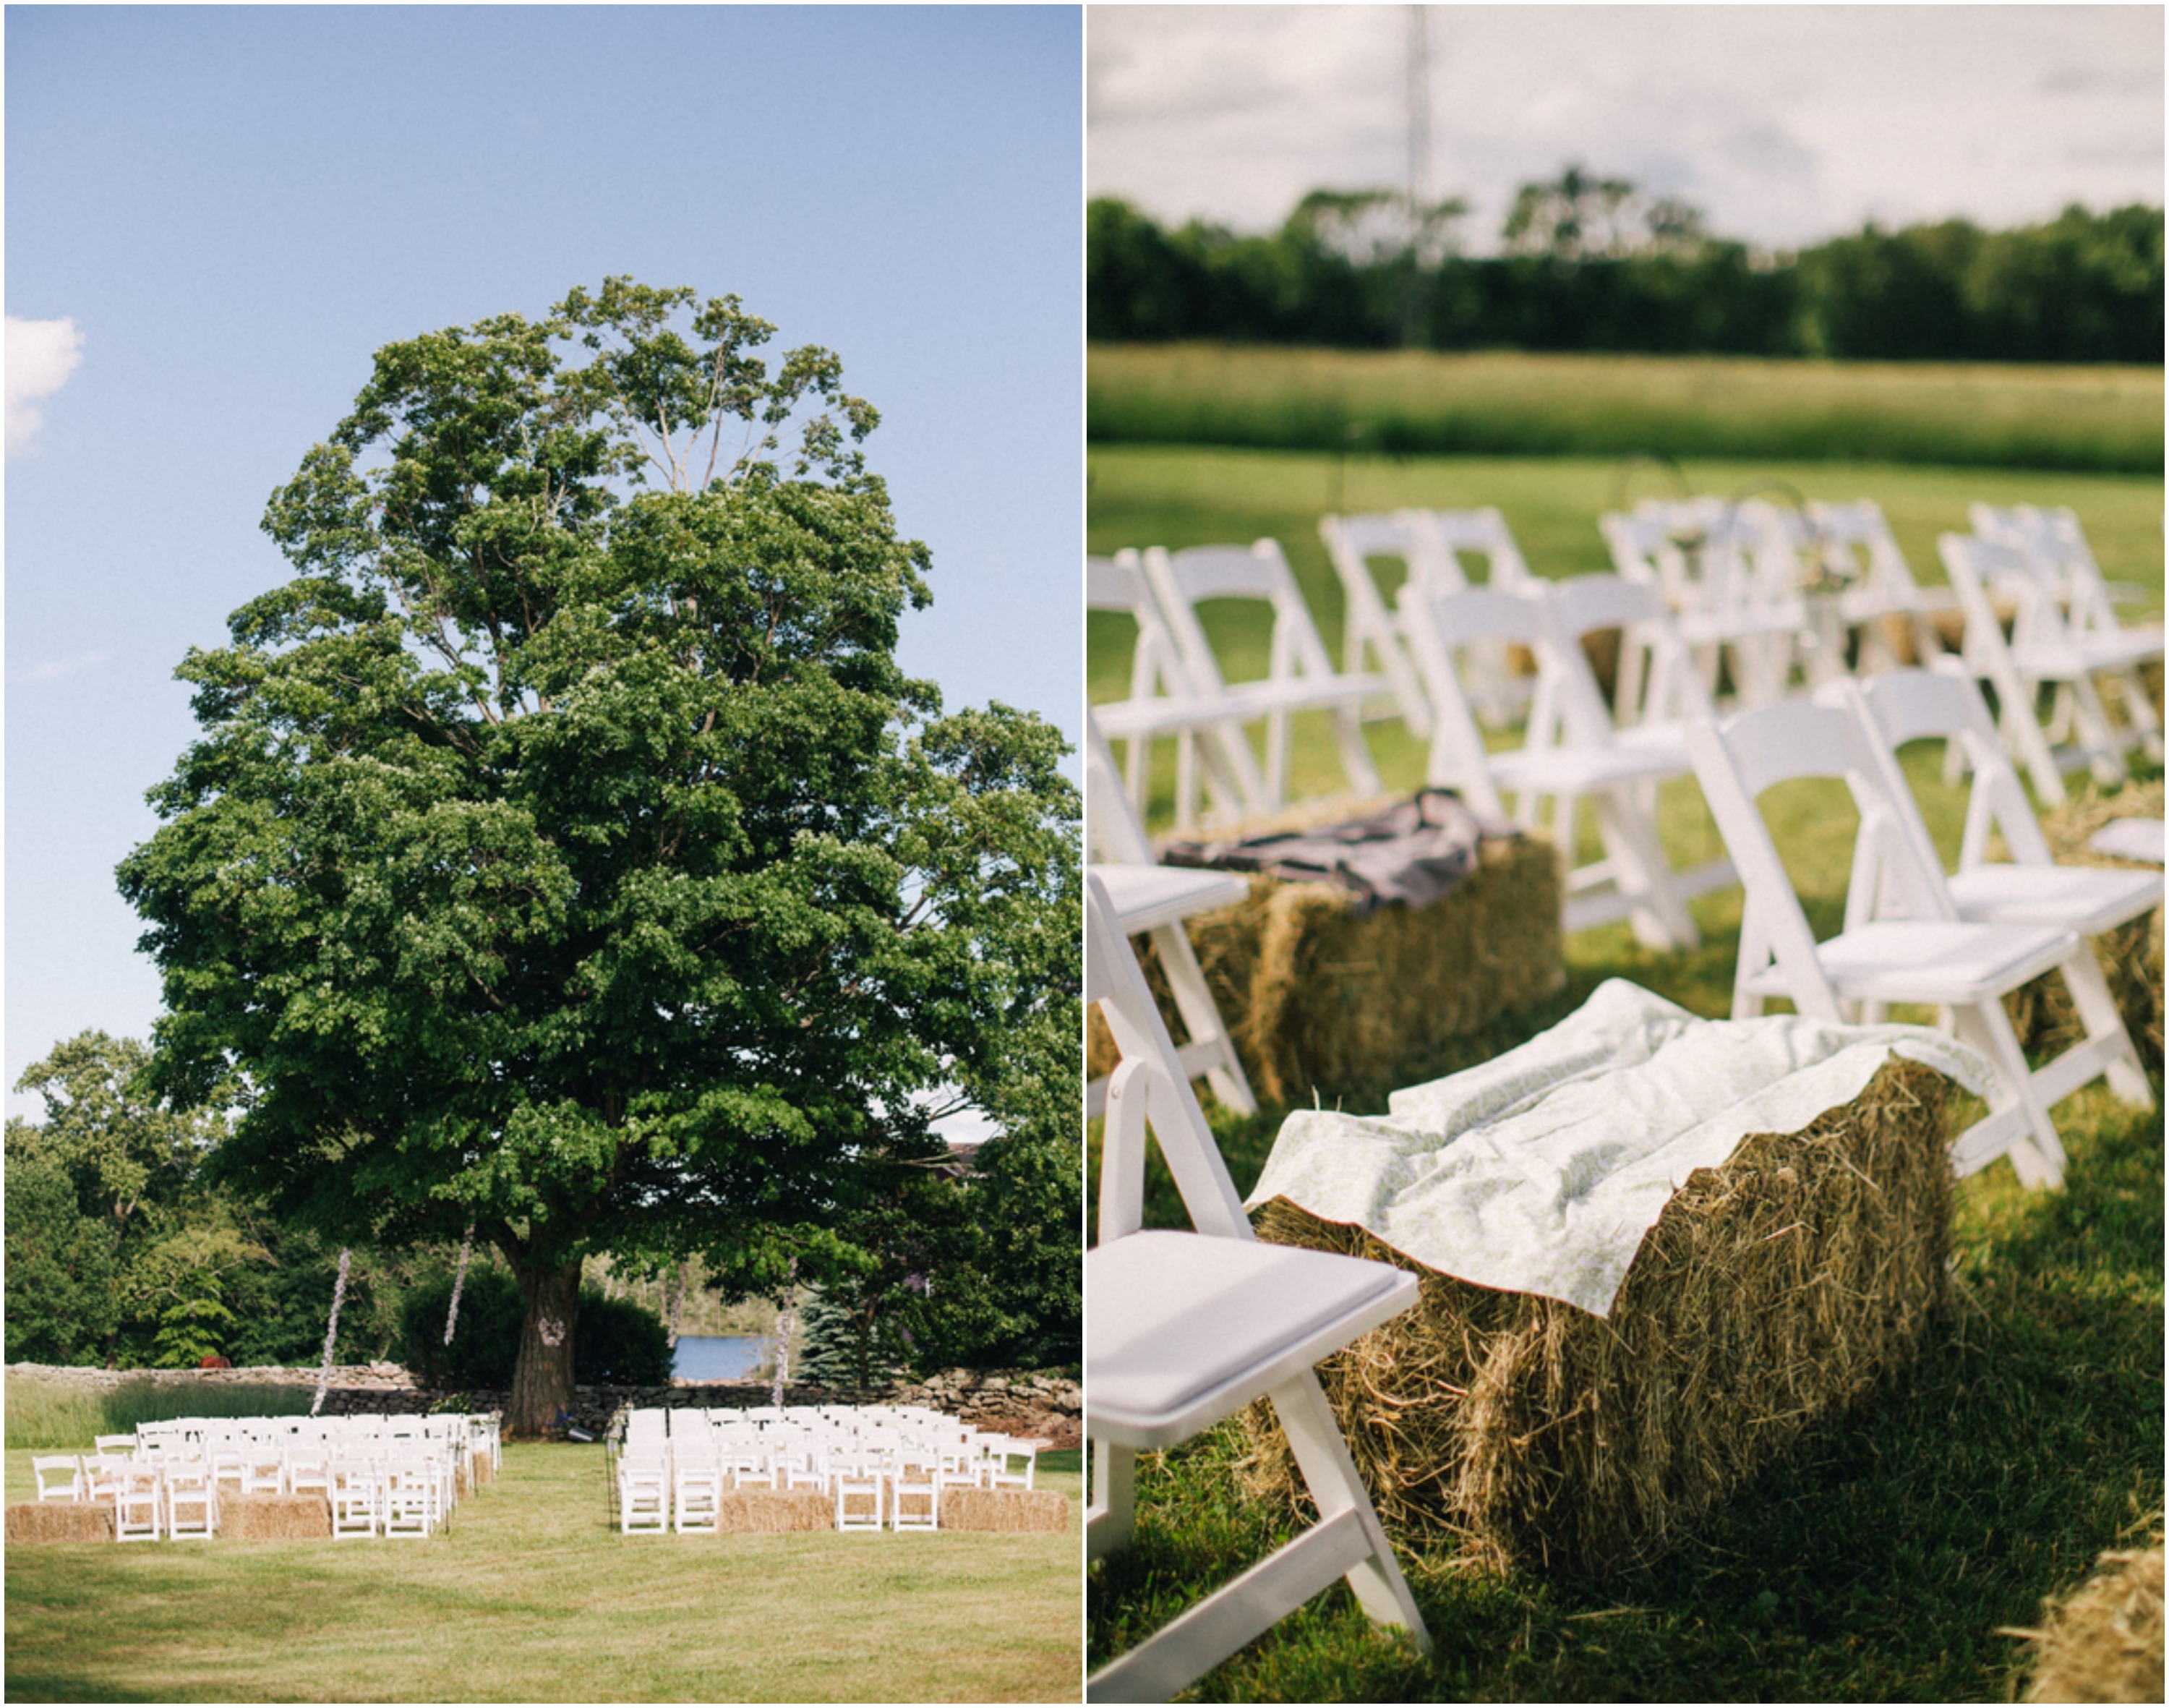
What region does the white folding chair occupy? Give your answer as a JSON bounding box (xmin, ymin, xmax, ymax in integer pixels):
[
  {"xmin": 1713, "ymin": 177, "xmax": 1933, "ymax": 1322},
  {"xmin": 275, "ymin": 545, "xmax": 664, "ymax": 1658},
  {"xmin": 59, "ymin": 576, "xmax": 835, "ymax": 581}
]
[
  {"xmin": 890, "ymin": 1456, "xmax": 940, "ymax": 1532},
  {"xmin": 1685, "ymin": 700, "xmax": 2128, "ymax": 1190},
  {"xmin": 163, "ymin": 1461, "xmax": 218, "ymax": 1540},
  {"xmin": 111, "ymin": 1465, "xmax": 163, "ymax": 1542},
  {"xmin": 1941, "ymin": 531, "xmax": 2164, "ymax": 805},
  {"xmin": 672, "ymin": 1451, "xmax": 724, "ymax": 1534},
  {"xmin": 1803, "ymin": 498, "xmax": 1956, "ymax": 675},
  {"xmin": 1144, "ymin": 539, "xmax": 1386, "ymax": 816},
  {"xmin": 616, "ymin": 1456, "xmax": 670, "ymax": 1534},
  {"xmin": 1085, "ymin": 712, "xmax": 1256, "ymax": 1117},
  {"xmin": 1841, "ymin": 665, "xmax": 2157, "ymax": 1113},
  {"xmin": 1090, "ymin": 550, "xmax": 1262, "ymax": 830},
  {"xmin": 834, "ymin": 1459, "xmax": 884, "ymax": 1532},
  {"xmin": 1971, "ymin": 503, "xmax": 2162, "ymax": 631},
  {"xmin": 1606, "ymin": 500, "xmax": 1808, "ymax": 710},
  {"xmin": 33, "ymin": 1455, "xmax": 84, "ymax": 1503},
  {"xmin": 1085, "ymin": 874, "xmax": 1429, "ymax": 1701},
  {"xmin": 980, "ymin": 1434, "xmax": 1038, "ymax": 1493},
  {"xmin": 330, "ymin": 1460, "xmax": 381, "ymax": 1539},
  {"xmin": 1317, "ymin": 510, "xmax": 1457, "ymax": 734},
  {"xmin": 1397, "ymin": 579, "xmax": 1712, "ymax": 951}
]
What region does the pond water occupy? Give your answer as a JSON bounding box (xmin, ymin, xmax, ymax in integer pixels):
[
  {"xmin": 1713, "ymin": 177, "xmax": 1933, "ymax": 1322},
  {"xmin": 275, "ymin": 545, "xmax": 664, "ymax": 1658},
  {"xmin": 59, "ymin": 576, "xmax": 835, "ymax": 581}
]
[{"xmin": 672, "ymin": 1332, "xmax": 765, "ymax": 1382}]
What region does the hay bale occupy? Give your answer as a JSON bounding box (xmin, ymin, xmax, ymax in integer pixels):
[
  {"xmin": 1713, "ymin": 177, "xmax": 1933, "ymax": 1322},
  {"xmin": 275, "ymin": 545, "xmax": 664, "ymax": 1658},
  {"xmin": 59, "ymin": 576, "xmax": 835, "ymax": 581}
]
[
  {"xmin": 2003, "ymin": 781, "xmax": 2163, "ymax": 1069},
  {"xmin": 1239, "ymin": 1054, "xmax": 1954, "ymax": 1579},
  {"xmin": 5, "ymin": 1501, "xmax": 114, "ymax": 1545},
  {"xmin": 220, "ymin": 1493, "xmax": 333, "ymax": 1540},
  {"xmin": 714, "ymin": 1489, "xmax": 834, "ymax": 1533},
  {"xmin": 1090, "ymin": 833, "xmax": 1563, "ymax": 1108},
  {"xmin": 938, "ymin": 1487, "xmax": 1069, "ymax": 1533},
  {"xmin": 2019, "ymin": 1546, "xmax": 2165, "ymax": 1702}
]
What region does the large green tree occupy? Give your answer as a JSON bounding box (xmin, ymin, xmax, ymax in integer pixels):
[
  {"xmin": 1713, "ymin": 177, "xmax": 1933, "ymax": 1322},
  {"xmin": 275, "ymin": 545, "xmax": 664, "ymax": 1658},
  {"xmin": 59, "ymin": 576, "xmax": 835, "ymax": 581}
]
[{"xmin": 119, "ymin": 279, "xmax": 1079, "ymax": 1432}]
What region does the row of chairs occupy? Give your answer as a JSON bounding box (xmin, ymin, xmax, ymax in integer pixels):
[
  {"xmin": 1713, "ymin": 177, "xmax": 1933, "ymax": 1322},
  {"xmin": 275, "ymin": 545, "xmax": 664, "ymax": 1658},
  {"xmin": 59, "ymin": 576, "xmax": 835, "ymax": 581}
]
[
  {"xmin": 1094, "ymin": 499, "xmax": 2162, "ymax": 832},
  {"xmin": 612, "ymin": 1404, "xmax": 1038, "ymax": 1534},
  {"xmin": 1085, "ymin": 639, "xmax": 2162, "ymax": 1686},
  {"xmin": 33, "ymin": 1412, "xmax": 499, "ymax": 1541}
]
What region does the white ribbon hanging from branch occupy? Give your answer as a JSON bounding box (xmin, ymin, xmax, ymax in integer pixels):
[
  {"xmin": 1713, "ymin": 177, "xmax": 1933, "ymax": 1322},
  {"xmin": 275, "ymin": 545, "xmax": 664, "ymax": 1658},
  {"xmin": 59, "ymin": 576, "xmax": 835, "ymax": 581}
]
[
  {"xmin": 310, "ymin": 1247, "xmax": 353, "ymax": 1417},
  {"xmin": 443, "ymin": 1221, "xmax": 476, "ymax": 1346},
  {"xmin": 771, "ymin": 1257, "xmax": 798, "ymax": 1409}
]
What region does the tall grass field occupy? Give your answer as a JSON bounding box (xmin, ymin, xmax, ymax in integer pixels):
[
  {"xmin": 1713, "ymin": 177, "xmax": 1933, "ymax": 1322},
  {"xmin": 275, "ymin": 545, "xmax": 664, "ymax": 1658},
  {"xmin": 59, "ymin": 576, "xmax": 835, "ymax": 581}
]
[
  {"xmin": 4, "ymin": 1439, "xmax": 1084, "ymax": 1701},
  {"xmin": 5, "ymin": 1379, "xmax": 318, "ymax": 1451},
  {"xmin": 1086, "ymin": 430, "xmax": 2164, "ymax": 1699},
  {"xmin": 1090, "ymin": 344, "xmax": 2166, "ymax": 474}
]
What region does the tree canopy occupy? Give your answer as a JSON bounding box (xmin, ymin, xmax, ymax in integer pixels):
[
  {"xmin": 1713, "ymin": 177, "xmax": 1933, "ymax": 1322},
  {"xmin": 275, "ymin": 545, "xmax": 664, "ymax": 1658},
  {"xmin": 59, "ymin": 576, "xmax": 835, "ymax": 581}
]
[{"xmin": 119, "ymin": 279, "xmax": 1080, "ymax": 1430}]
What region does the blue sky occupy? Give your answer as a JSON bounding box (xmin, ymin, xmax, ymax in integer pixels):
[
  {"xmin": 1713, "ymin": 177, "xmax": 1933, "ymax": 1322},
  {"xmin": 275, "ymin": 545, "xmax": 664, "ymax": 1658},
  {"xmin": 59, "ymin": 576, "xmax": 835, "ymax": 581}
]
[{"xmin": 4, "ymin": 4, "xmax": 1082, "ymax": 1116}]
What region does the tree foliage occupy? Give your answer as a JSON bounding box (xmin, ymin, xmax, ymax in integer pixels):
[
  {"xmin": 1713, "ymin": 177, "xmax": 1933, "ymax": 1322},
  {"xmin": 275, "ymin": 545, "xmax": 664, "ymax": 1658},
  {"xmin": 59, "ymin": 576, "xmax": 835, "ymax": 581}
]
[{"xmin": 119, "ymin": 279, "xmax": 1079, "ymax": 1432}]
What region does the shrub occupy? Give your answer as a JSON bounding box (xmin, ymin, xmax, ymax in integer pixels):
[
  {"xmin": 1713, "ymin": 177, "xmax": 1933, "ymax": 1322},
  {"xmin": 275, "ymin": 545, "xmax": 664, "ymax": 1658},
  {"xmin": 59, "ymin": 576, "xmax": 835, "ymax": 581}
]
[{"xmin": 398, "ymin": 1268, "xmax": 672, "ymax": 1387}]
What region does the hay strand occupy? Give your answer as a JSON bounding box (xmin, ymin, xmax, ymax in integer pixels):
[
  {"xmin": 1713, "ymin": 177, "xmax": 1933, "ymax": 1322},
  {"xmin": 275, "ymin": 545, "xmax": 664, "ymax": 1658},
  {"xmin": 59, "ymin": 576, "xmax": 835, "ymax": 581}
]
[
  {"xmin": 1240, "ymin": 1055, "xmax": 1954, "ymax": 1579},
  {"xmin": 2018, "ymin": 1546, "xmax": 2165, "ymax": 1703}
]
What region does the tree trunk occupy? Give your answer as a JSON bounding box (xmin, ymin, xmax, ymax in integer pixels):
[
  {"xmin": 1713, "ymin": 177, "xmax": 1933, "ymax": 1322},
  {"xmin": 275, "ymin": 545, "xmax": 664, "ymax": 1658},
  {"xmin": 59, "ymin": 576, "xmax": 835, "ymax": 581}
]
[{"xmin": 507, "ymin": 1255, "xmax": 583, "ymax": 1438}]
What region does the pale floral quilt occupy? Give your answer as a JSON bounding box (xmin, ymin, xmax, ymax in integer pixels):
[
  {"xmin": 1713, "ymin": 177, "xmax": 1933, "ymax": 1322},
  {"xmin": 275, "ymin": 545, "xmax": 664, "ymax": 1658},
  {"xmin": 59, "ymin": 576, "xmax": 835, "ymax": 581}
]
[{"xmin": 1245, "ymin": 978, "xmax": 1994, "ymax": 1318}]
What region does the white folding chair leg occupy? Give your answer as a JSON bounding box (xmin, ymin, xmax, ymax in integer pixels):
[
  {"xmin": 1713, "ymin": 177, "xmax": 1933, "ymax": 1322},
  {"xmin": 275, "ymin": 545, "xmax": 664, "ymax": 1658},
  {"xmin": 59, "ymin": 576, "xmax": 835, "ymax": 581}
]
[
  {"xmin": 1149, "ymin": 923, "xmax": 1257, "ymax": 1115},
  {"xmin": 1087, "ymin": 1374, "xmax": 1427, "ymax": 1703},
  {"xmin": 1086, "ymin": 1439, "xmax": 1136, "ymax": 1564},
  {"xmin": 1946, "ymin": 1001, "xmax": 2066, "ymax": 1190},
  {"xmin": 2041, "ymin": 949, "xmax": 2154, "ymax": 1110}
]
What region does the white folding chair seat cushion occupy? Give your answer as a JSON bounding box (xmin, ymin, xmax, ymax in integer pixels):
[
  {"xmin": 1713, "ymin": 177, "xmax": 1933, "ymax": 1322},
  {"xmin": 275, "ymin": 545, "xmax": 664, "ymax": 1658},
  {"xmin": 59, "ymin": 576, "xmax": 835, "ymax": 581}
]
[
  {"xmin": 1742, "ymin": 918, "xmax": 2076, "ymax": 1007},
  {"xmin": 1941, "ymin": 863, "xmax": 2162, "ymax": 937},
  {"xmin": 2091, "ymin": 819, "xmax": 2165, "ymax": 864},
  {"xmin": 1090, "ymin": 862, "xmax": 1251, "ymax": 936},
  {"xmin": 1086, "ymin": 1229, "xmax": 1418, "ymax": 1451}
]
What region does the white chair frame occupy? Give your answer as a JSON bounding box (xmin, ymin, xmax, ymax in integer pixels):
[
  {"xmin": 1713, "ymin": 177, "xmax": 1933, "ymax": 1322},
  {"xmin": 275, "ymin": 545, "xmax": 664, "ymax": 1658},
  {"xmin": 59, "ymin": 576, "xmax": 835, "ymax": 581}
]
[
  {"xmin": 1685, "ymin": 700, "xmax": 2134, "ymax": 1190},
  {"xmin": 1085, "ymin": 874, "xmax": 1429, "ymax": 1701},
  {"xmin": 1143, "ymin": 539, "xmax": 1387, "ymax": 818}
]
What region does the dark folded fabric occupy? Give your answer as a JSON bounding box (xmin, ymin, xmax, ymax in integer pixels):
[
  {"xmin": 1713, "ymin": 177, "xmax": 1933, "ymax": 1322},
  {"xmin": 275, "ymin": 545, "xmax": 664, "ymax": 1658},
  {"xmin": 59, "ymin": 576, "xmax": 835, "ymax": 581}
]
[{"xmin": 1161, "ymin": 790, "xmax": 1518, "ymax": 915}]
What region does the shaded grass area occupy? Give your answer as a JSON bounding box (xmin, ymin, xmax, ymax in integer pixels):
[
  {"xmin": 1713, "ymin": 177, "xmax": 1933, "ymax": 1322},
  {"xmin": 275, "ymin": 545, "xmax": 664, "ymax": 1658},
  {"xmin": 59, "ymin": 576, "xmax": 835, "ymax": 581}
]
[
  {"xmin": 4, "ymin": 1380, "xmax": 317, "ymax": 1451},
  {"xmin": 6, "ymin": 1443, "xmax": 1083, "ymax": 1702},
  {"xmin": 1089, "ymin": 345, "xmax": 2166, "ymax": 474}
]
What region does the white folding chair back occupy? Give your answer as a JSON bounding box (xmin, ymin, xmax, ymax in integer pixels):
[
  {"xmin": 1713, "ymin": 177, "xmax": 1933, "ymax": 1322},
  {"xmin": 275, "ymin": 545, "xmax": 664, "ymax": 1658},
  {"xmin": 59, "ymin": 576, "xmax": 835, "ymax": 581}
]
[
  {"xmin": 889, "ymin": 1458, "xmax": 939, "ymax": 1532},
  {"xmin": 163, "ymin": 1461, "xmax": 218, "ymax": 1540},
  {"xmin": 111, "ymin": 1465, "xmax": 163, "ymax": 1542},
  {"xmin": 1317, "ymin": 508, "xmax": 1458, "ymax": 734},
  {"xmin": 1941, "ymin": 530, "xmax": 2164, "ymax": 803},
  {"xmin": 33, "ymin": 1455, "xmax": 84, "ymax": 1503},
  {"xmin": 1604, "ymin": 503, "xmax": 1805, "ymax": 707},
  {"xmin": 1090, "ymin": 550, "xmax": 1260, "ymax": 829},
  {"xmin": 616, "ymin": 1456, "xmax": 670, "ymax": 1534},
  {"xmin": 1084, "ymin": 713, "xmax": 1257, "ymax": 1117},
  {"xmin": 1804, "ymin": 498, "xmax": 1954, "ymax": 673},
  {"xmin": 1145, "ymin": 539, "xmax": 1386, "ymax": 816},
  {"xmin": 1085, "ymin": 874, "xmax": 1429, "ymax": 1699},
  {"xmin": 330, "ymin": 1460, "xmax": 380, "ymax": 1539},
  {"xmin": 672, "ymin": 1453, "xmax": 724, "ymax": 1534},
  {"xmin": 834, "ymin": 1466, "xmax": 884, "ymax": 1532}
]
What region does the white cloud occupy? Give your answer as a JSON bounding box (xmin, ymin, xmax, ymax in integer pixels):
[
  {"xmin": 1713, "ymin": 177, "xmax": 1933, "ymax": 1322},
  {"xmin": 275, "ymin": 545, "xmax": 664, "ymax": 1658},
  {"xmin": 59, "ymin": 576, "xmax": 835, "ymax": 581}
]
[
  {"xmin": 6, "ymin": 314, "xmax": 85, "ymax": 456},
  {"xmin": 1088, "ymin": 5, "xmax": 2166, "ymax": 250},
  {"xmin": 12, "ymin": 650, "xmax": 114, "ymax": 684}
]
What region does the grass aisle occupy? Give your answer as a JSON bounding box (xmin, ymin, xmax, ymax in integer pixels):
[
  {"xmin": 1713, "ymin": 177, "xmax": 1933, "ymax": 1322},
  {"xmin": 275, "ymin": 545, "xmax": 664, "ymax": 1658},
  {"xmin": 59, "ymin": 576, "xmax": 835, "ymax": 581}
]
[{"xmin": 6, "ymin": 1444, "xmax": 1083, "ymax": 1703}]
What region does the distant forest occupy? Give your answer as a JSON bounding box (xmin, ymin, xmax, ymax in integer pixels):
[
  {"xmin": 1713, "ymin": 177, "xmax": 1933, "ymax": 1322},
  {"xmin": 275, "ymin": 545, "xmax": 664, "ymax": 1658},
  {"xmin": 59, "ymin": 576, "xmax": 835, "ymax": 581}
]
[{"xmin": 1090, "ymin": 169, "xmax": 2165, "ymax": 364}]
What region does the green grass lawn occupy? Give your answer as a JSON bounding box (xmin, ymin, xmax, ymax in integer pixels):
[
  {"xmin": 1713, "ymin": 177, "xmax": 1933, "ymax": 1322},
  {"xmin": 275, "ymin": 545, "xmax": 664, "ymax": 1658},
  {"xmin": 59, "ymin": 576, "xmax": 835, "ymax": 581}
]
[
  {"xmin": 5, "ymin": 1443, "xmax": 1084, "ymax": 1703},
  {"xmin": 1089, "ymin": 345, "xmax": 2165, "ymax": 474},
  {"xmin": 1088, "ymin": 439, "xmax": 2163, "ymax": 1699}
]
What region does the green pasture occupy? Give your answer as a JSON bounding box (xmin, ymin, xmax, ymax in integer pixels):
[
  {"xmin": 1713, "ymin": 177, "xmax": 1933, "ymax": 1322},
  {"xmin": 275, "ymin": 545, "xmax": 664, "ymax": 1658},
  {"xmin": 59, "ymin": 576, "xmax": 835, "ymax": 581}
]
[
  {"xmin": 1088, "ymin": 443, "xmax": 2165, "ymax": 821},
  {"xmin": 5, "ymin": 1380, "xmax": 319, "ymax": 1452},
  {"xmin": 4, "ymin": 1436, "xmax": 1083, "ymax": 1703},
  {"xmin": 1089, "ymin": 344, "xmax": 2167, "ymax": 474},
  {"xmin": 1086, "ymin": 444, "xmax": 2164, "ymax": 1699}
]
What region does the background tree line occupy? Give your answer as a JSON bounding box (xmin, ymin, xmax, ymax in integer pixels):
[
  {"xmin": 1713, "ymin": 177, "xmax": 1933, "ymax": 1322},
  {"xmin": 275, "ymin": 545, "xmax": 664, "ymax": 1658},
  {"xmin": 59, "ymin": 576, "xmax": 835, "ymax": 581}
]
[
  {"xmin": 5, "ymin": 1030, "xmax": 1078, "ymax": 1383},
  {"xmin": 1090, "ymin": 167, "xmax": 2165, "ymax": 364}
]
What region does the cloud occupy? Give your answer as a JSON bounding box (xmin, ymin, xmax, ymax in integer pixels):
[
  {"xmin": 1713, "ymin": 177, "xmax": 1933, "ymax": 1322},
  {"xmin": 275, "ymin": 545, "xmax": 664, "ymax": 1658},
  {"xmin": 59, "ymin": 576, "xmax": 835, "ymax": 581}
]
[
  {"xmin": 6, "ymin": 314, "xmax": 85, "ymax": 456},
  {"xmin": 11, "ymin": 650, "xmax": 113, "ymax": 684}
]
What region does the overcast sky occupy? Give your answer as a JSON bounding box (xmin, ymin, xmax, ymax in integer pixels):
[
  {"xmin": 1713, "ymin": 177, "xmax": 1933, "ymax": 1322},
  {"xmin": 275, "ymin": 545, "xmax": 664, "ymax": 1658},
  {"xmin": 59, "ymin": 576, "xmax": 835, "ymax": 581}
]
[
  {"xmin": 1088, "ymin": 4, "xmax": 2165, "ymax": 251},
  {"xmin": 5, "ymin": 6, "xmax": 1080, "ymax": 1125}
]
